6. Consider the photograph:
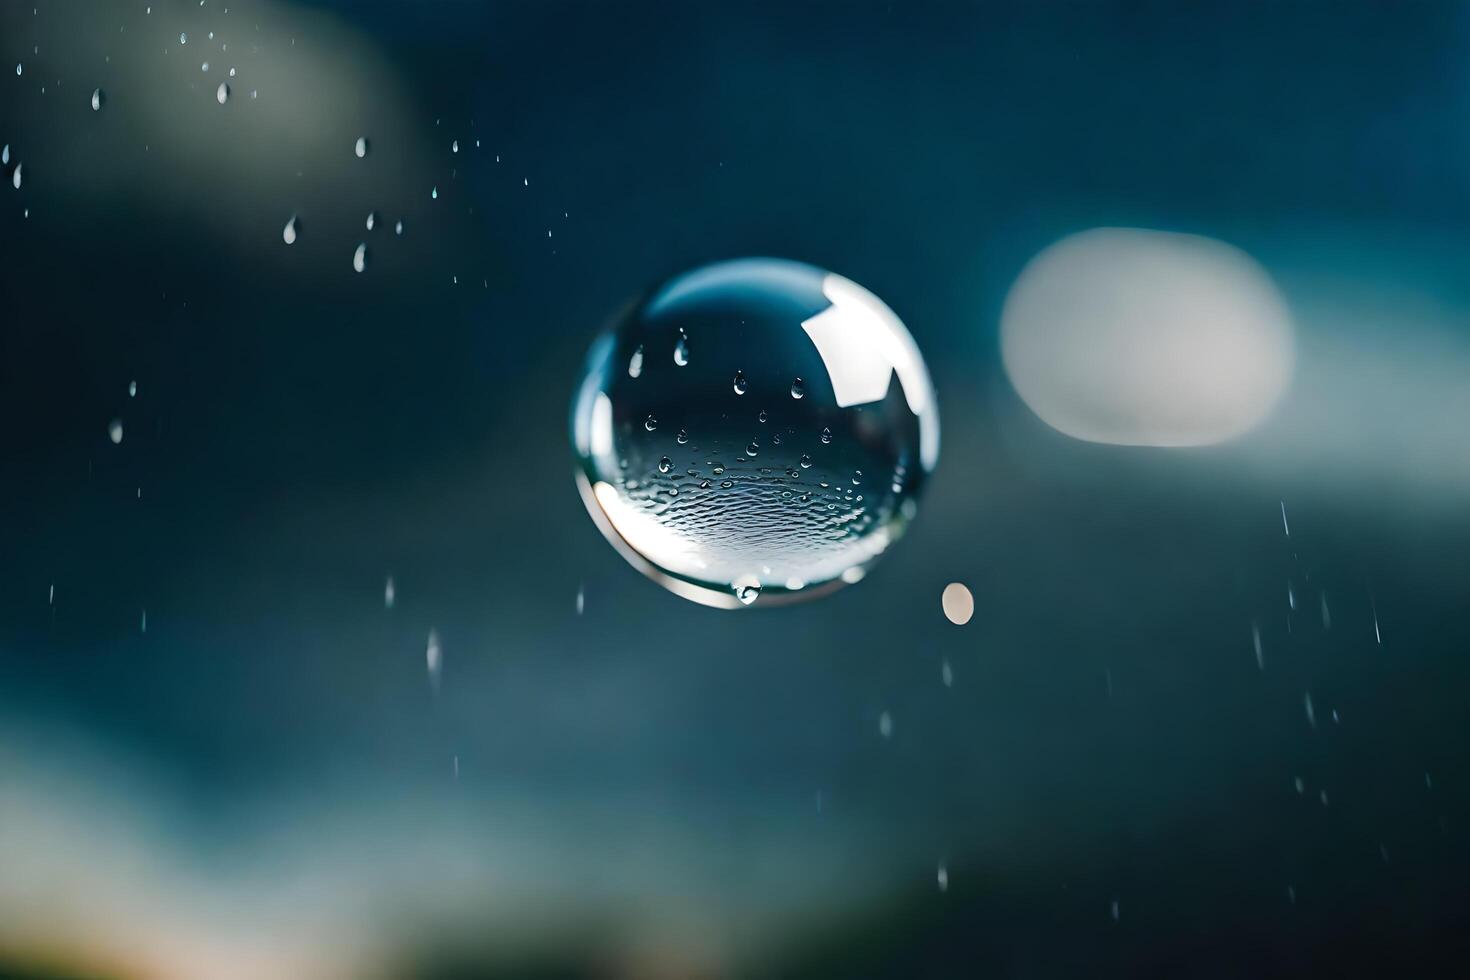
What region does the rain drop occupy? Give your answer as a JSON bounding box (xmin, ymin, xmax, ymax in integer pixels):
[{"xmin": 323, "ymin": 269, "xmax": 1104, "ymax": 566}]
[
  {"xmin": 673, "ymin": 333, "xmax": 689, "ymax": 366},
  {"xmin": 942, "ymin": 660, "xmax": 953, "ymax": 687},
  {"xmin": 215, "ymin": 81, "xmax": 229, "ymax": 104},
  {"xmin": 128, "ymin": 380, "xmax": 137, "ymax": 397},
  {"xmin": 658, "ymin": 456, "xmax": 673, "ymax": 474},
  {"xmin": 451, "ymin": 139, "xmax": 459, "ymax": 153},
  {"xmin": 746, "ymin": 441, "xmax": 759, "ymax": 456},
  {"xmin": 11, "ymin": 163, "xmax": 21, "ymax": 190},
  {"xmin": 365, "ymin": 211, "xmax": 376, "ymax": 231},
  {"xmin": 394, "ymin": 219, "xmax": 404, "ymax": 236},
  {"xmin": 90, "ymin": 87, "xmax": 103, "ymax": 111},
  {"xmin": 643, "ymin": 415, "xmax": 657, "ymax": 431},
  {"xmin": 355, "ymin": 136, "xmax": 368, "ymax": 158},
  {"xmin": 790, "ymin": 377, "xmax": 805, "ymax": 399},
  {"xmin": 676, "ymin": 429, "xmax": 689, "ymax": 445},
  {"xmin": 282, "ymin": 215, "xmax": 297, "ymax": 244},
  {"xmin": 735, "ymin": 581, "xmax": 761, "ymax": 605},
  {"xmin": 426, "ymin": 629, "xmax": 442, "ymax": 692},
  {"xmin": 352, "ymin": 243, "xmax": 367, "ymax": 273},
  {"xmin": 108, "ymin": 419, "xmax": 124, "ymax": 444},
  {"xmin": 384, "ymin": 577, "xmax": 395, "ymax": 609},
  {"xmin": 878, "ymin": 711, "xmax": 893, "ymax": 738},
  {"xmin": 431, "ymin": 186, "xmax": 438, "ymax": 200},
  {"xmin": 799, "ymin": 454, "xmax": 812, "ymax": 468},
  {"xmin": 937, "ymin": 864, "xmax": 949, "ymax": 892},
  {"xmin": 732, "ymin": 370, "xmax": 747, "ymax": 395},
  {"xmin": 628, "ymin": 345, "xmax": 644, "ymax": 378},
  {"xmin": 820, "ymin": 426, "xmax": 832, "ymax": 444},
  {"xmin": 758, "ymin": 409, "xmax": 768, "ymax": 423}
]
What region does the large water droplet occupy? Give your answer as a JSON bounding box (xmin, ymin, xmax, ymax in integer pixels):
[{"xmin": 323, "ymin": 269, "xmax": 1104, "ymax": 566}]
[
  {"xmin": 353, "ymin": 243, "xmax": 367, "ymax": 273},
  {"xmin": 282, "ymin": 215, "xmax": 297, "ymax": 244},
  {"xmin": 355, "ymin": 136, "xmax": 368, "ymax": 158},
  {"xmin": 215, "ymin": 81, "xmax": 230, "ymax": 104},
  {"xmin": 90, "ymin": 87, "xmax": 103, "ymax": 111},
  {"xmin": 735, "ymin": 580, "xmax": 761, "ymax": 605},
  {"xmin": 658, "ymin": 456, "xmax": 673, "ymax": 474},
  {"xmin": 571, "ymin": 258, "xmax": 939, "ymax": 608},
  {"xmin": 674, "ymin": 333, "xmax": 689, "ymax": 366},
  {"xmin": 11, "ymin": 162, "xmax": 21, "ymax": 190},
  {"xmin": 108, "ymin": 419, "xmax": 124, "ymax": 444},
  {"xmin": 790, "ymin": 376, "xmax": 805, "ymax": 399}
]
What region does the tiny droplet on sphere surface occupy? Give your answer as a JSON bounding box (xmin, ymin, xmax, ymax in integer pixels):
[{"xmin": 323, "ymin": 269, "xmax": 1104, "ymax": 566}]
[
  {"xmin": 941, "ymin": 582, "xmax": 974, "ymax": 625},
  {"xmin": 571, "ymin": 258, "xmax": 939, "ymax": 608}
]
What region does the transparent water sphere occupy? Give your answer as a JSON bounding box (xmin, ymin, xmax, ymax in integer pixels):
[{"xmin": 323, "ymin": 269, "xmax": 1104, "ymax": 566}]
[{"xmin": 571, "ymin": 258, "xmax": 939, "ymax": 608}]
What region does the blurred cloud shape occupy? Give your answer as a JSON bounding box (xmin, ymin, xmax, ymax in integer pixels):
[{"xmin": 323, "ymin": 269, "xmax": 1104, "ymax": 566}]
[{"xmin": 1000, "ymin": 228, "xmax": 1295, "ymax": 447}]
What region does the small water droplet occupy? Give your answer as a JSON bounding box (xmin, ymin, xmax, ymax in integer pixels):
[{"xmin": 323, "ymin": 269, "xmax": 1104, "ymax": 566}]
[
  {"xmin": 942, "ymin": 660, "xmax": 953, "ymax": 687},
  {"xmin": 1111, "ymin": 900, "xmax": 1120, "ymax": 922},
  {"xmin": 732, "ymin": 370, "xmax": 747, "ymax": 395},
  {"xmin": 820, "ymin": 426, "xmax": 832, "ymax": 444},
  {"xmin": 215, "ymin": 81, "xmax": 229, "ymax": 104},
  {"xmin": 384, "ymin": 577, "xmax": 395, "ymax": 609},
  {"xmin": 352, "ymin": 243, "xmax": 367, "ymax": 273},
  {"xmin": 852, "ymin": 470, "xmax": 862, "ymax": 485},
  {"xmin": 712, "ymin": 464, "xmax": 725, "ymax": 476},
  {"xmin": 12, "ymin": 162, "xmax": 22, "ymax": 190},
  {"xmin": 394, "ymin": 219, "xmax": 404, "ymax": 236},
  {"xmin": 13, "ymin": 63, "xmax": 20, "ymax": 76},
  {"xmin": 355, "ymin": 136, "xmax": 368, "ymax": 158},
  {"xmin": 451, "ymin": 139, "xmax": 459, "ymax": 153},
  {"xmin": 735, "ymin": 581, "xmax": 761, "ymax": 605},
  {"xmin": 878, "ymin": 711, "xmax": 893, "ymax": 738},
  {"xmin": 720, "ymin": 480, "xmax": 733, "ymax": 489},
  {"xmin": 426, "ymin": 629, "xmax": 442, "ymax": 692},
  {"xmin": 644, "ymin": 415, "xmax": 657, "ymax": 431},
  {"xmin": 430, "ymin": 186, "xmax": 438, "ymax": 200},
  {"xmin": 628, "ymin": 345, "xmax": 644, "ymax": 378},
  {"xmin": 676, "ymin": 429, "xmax": 689, "ymax": 445},
  {"xmin": 282, "ymin": 215, "xmax": 297, "ymax": 244},
  {"xmin": 108, "ymin": 419, "xmax": 124, "ymax": 444},
  {"xmin": 758, "ymin": 409, "xmax": 768, "ymax": 423},
  {"xmin": 799, "ymin": 454, "xmax": 812, "ymax": 468},
  {"xmin": 90, "ymin": 87, "xmax": 103, "ymax": 111},
  {"xmin": 658, "ymin": 456, "xmax": 673, "ymax": 474},
  {"xmin": 746, "ymin": 441, "xmax": 759, "ymax": 456},
  {"xmin": 937, "ymin": 864, "xmax": 949, "ymax": 892},
  {"xmin": 229, "ymin": 67, "xmax": 236, "ymax": 77},
  {"xmin": 674, "ymin": 333, "xmax": 689, "ymax": 366},
  {"xmin": 1, "ymin": 145, "xmax": 8, "ymax": 165},
  {"xmin": 201, "ymin": 61, "xmax": 210, "ymax": 72},
  {"xmin": 179, "ymin": 32, "xmax": 187, "ymax": 44},
  {"xmin": 365, "ymin": 211, "xmax": 376, "ymax": 231},
  {"xmin": 790, "ymin": 377, "xmax": 805, "ymax": 399}
]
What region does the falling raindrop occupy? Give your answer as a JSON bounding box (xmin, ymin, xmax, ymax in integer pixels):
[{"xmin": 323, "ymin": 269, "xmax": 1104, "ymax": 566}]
[
  {"xmin": 941, "ymin": 583, "xmax": 974, "ymax": 625},
  {"xmin": 676, "ymin": 429, "xmax": 689, "ymax": 444},
  {"xmin": 426, "ymin": 629, "xmax": 442, "ymax": 692},
  {"xmin": 282, "ymin": 215, "xmax": 297, "ymax": 244},
  {"xmin": 365, "ymin": 211, "xmax": 376, "ymax": 231},
  {"xmin": 576, "ymin": 584, "xmax": 585, "ymax": 616},
  {"xmin": 140, "ymin": 609, "xmax": 147, "ymax": 633},
  {"xmin": 658, "ymin": 456, "xmax": 673, "ymax": 474},
  {"xmin": 1111, "ymin": 900, "xmax": 1121, "ymax": 922},
  {"xmin": 790, "ymin": 377, "xmax": 805, "ymax": 399},
  {"xmin": 1304, "ymin": 691, "xmax": 1317, "ymax": 729},
  {"xmin": 1320, "ymin": 592, "xmax": 1331, "ymax": 629},
  {"xmin": 108, "ymin": 419, "xmax": 123, "ymax": 444},
  {"xmin": 430, "ymin": 186, "xmax": 438, "ymax": 200},
  {"xmin": 384, "ymin": 576, "xmax": 395, "ymax": 609},
  {"xmin": 394, "ymin": 219, "xmax": 404, "ymax": 236},
  {"xmin": 451, "ymin": 139, "xmax": 459, "ymax": 153},
  {"xmin": 757, "ymin": 409, "xmax": 768, "ymax": 423},
  {"xmin": 1280, "ymin": 500, "xmax": 1290, "ymax": 537},
  {"xmin": 352, "ymin": 243, "xmax": 367, "ymax": 273},
  {"xmin": 128, "ymin": 380, "xmax": 137, "ymax": 398},
  {"xmin": 215, "ymin": 81, "xmax": 229, "ymax": 104},
  {"xmin": 936, "ymin": 864, "xmax": 949, "ymax": 892},
  {"xmin": 820, "ymin": 426, "xmax": 832, "ymax": 444},
  {"xmin": 1, "ymin": 144, "xmax": 8, "ymax": 165},
  {"xmin": 570, "ymin": 258, "xmax": 939, "ymax": 607},
  {"xmin": 1252, "ymin": 623, "xmax": 1263, "ymax": 670},
  {"xmin": 90, "ymin": 87, "xmax": 103, "ymax": 111},
  {"xmin": 355, "ymin": 136, "xmax": 368, "ymax": 158},
  {"xmin": 878, "ymin": 711, "xmax": 893, "ymax": 738},
  {"xmin": 12, "ymin": 163, "xmax": 22, "ymax": 190},
  {"xmin": 628, "ymin": 345, "xmax": 644, "ymax": 378},
  {"xmin": 201, "ymin": 61, "xmax": 210, "ymax": 72},
  {"xmin": 643, "ymin": 415, "xmax": 657, "ymax": 431}
]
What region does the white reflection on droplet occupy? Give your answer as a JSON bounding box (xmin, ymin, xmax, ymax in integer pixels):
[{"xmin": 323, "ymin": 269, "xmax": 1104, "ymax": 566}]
[
  {"xmin": 352, "ymin": 243, "xmax": 367, "ymax": 273},
  {"xmin": 108, "ymin": 419, "xmax": 123, "ymax": 444},
  {"xmin": 282, "ymin": 215, "xmax": 297, "ymax": 245}
]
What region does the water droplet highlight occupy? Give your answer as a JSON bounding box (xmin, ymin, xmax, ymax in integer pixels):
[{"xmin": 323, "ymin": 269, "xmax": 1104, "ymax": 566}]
[
  {"xmin": 90, "ymin": 87, "xmax": 103, "ymax": 111},
  {"xmin": 352, "ymin": 243, "xmax": 367, "ymax": 273},
  {"xmin": 355, "ymin": 136, "xmax": 368, "ymax": 158},
  {"xmin": 732, "ymin": 370, "xmax": 747, "ymax": 395},
  {"xmin": 215, "ymin": 81, "xmax": 229, "ymax": 104},
  {"xmin": 282, "ymin": 215, "xmax": 297, "ymax": 244},
  {"xmin": 674, "ymin": 333, "xmax": 689, "ymax": 366},
  {"xmin": 108, "ymin": 419, "xmax": 124, "ymax": 444},
  {"xmin": 628, "ymin": 345, "xmax": 644, "ymax": 378},
  {"xmin": 790, "ymin": 377, "xmax": 805, "ymax": 399}
]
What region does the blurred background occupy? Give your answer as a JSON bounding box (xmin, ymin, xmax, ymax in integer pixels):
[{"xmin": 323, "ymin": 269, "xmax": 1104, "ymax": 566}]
[{"xmin": 3, "ymin": 1, "xmax": 1470, "ymax": 977}]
